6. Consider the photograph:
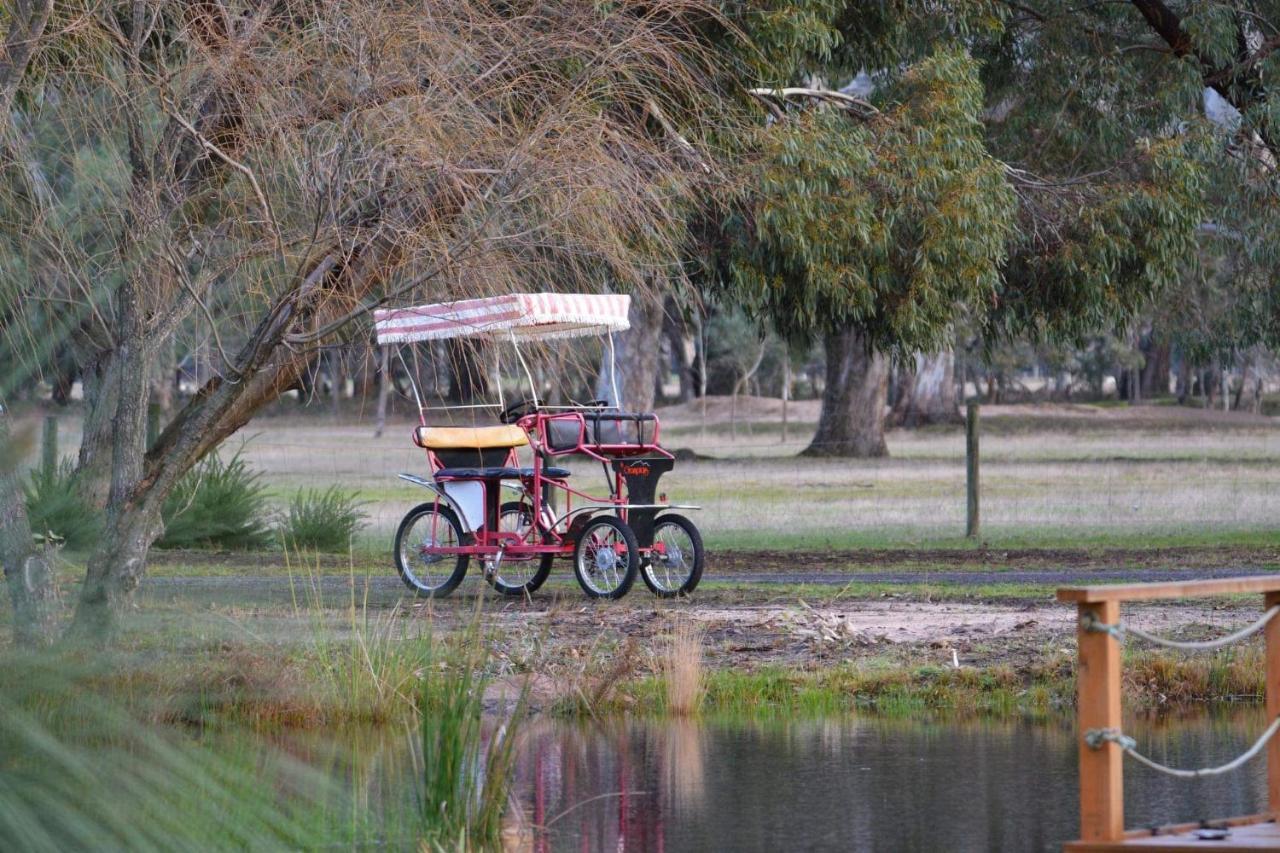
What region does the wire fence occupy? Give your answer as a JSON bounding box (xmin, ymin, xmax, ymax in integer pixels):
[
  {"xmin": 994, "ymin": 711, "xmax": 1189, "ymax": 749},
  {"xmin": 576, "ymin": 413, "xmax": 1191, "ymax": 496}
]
[
  {"xmin": 159, "ymin": 407, "xmax": 1280, "ymax": 546},
  {"xmin": 24, "ymin": 403, "xmax": 1280, "ymax": 547}
]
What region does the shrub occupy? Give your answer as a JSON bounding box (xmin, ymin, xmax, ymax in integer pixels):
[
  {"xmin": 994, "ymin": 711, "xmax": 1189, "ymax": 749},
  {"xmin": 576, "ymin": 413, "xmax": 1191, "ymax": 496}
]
[
  {"xmin": 157, "ymin": 451, "xmax": 272, "ymax": 550},
  {"xmin": 22, "ymin": 461, "xmax": 101, "ymax": 550},
  {"xmin": 281, "ymin": 486, "xmax": 367, "ymax": 552}
]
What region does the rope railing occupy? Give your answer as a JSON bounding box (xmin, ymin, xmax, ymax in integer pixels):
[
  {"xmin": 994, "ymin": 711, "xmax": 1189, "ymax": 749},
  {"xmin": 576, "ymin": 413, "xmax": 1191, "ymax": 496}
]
[
  {"xmin": 1086, "ymin": 717, "xmax": 1280, "ymax": 780},
  {"xmin": 1082, "ymin": 605, "xmax": 1280, "ymax": 650}
]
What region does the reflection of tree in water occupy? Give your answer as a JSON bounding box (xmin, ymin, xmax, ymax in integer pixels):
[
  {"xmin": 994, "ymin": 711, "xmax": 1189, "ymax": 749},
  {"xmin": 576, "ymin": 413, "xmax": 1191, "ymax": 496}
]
[
  {"xmin": 508, "ymin": 718, "xmax": 709, "ymax": 851},
  {"xmin": 505, "ymin": 713, "xmax": 1269, "ymax": 852}
]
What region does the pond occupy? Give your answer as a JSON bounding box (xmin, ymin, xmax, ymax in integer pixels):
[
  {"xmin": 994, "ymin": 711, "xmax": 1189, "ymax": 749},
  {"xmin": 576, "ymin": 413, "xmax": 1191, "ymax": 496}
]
[
  {"xmin": 252, "ymin": 706, "xmax": 1270, "ymax": 850},
  {"xmin": 504, "ymin": 710, "xmax": 1269, "ymax": 852}
]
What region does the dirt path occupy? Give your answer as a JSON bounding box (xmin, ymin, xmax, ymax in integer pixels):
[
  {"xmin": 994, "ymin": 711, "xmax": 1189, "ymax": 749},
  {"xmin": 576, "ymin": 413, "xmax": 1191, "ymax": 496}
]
[
  {"xmin": 140, "ymin": 564, "xmax": 1279, "ymax": 601},
  {"xmin": 709, "ymin": 545, "xmax": 1280, "ymax": 573},
  {"xmin": 138, "ymin": 562, "xmax": 1277, "ymax": 677}
]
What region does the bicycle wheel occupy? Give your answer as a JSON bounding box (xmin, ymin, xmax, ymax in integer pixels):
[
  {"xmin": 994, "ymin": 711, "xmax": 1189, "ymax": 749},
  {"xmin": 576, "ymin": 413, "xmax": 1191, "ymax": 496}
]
[
  {"xmin": 640, "ymin": 513, "xmax": 704, "ymax": 598},
  {"xmin": 394, "ymin": 503, "xmax": 470, "ymax": 598},
  {"xmin": 486, "ymin": 501, "xmax": 554, "ymax": 597},
  {"xmin": 572, "ymin": 515, "xmax": 638, "ymax": 600}
]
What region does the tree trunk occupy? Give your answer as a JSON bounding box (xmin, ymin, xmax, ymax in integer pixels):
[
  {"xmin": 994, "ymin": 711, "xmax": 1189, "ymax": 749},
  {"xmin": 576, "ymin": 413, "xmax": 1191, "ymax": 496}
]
[
  {"xmin": 662, "ymin": 298, "xmax": 695, "ymax": 403},
  {"xmin": 329, "ymin": 347, "xmax": 344, "ymax": 418},
  {"xmin": 891, "ymin": 350, "xmax": 961, "ymax": 427},
  {"xmin": 1, "ymin": 416, "xmax": 58, "ymax": 646},
  {"xmin": 374, "ymin": 346, "xmax": 391, "ymax": 438},
  {"xmin": 67, "ymin": 499, "xmax": 163, "ymax": 641},
  {"xmin": 1175, "ymin": 352, "xmax": 1191, "ymax": 404},
  {"xmin": 802, "ymin": 328, "xmax": 889, "ymax": 458},
  {"xmin": 597, "ymin": 296, "xmax": 664, "ymax": 411},
  {"xmin": 75, "ymin": 349, "xmax": 119, "ymax": 509},
  {"xmin": 1140, "ymin": 337, "xmax": 1171, "ymax": 398}
]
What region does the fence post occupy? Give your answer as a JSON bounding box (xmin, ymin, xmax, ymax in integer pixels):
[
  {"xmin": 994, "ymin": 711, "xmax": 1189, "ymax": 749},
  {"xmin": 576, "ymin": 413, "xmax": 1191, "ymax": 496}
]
[
  {"xmin": 965, "ymin": 402, "xmax": 979, "ymax": 538},
  {"xmin": 1267, "ymin": 590, "xmax": 1280, "ymax": 815},
  {"xmin": 41, "ymin": 414, "xmax": 57, "ymax": 476},
  {"xmin": 1076, "ymin": 600, "xmax": 1124, "ymax": 841}
]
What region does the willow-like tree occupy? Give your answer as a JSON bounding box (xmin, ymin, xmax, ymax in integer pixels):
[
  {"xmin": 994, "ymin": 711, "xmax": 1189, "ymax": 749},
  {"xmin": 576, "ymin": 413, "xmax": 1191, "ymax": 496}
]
[{"xmin": 0, "ymin": 0, "xmax": 730, "ymax": 642}]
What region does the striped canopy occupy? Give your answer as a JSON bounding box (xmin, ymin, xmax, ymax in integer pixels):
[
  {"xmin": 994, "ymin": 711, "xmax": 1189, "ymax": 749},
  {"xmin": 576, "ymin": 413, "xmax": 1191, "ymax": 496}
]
[{"xmin": 374, "ymin": 293, "xmax": 631, "ymax": 344}]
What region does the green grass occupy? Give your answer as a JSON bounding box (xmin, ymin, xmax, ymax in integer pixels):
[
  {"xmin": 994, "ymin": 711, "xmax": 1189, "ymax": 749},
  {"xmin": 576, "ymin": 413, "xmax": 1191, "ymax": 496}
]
[
  {"xmin": 700, "ymin": 526, "xmax": 1280, "ymax": 552},
  {"xmin": 0, "ymin": 579, "xmax": 529, "ymax": 851},
  {"xmin": 589, "ymin": 645, "xmax": 1264, "ymax": 720}
]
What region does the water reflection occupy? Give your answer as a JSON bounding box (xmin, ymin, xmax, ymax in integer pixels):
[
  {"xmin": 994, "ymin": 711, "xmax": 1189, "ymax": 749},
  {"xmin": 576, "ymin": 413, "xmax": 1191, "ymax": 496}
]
[{"xmin": 511, "ymin": 709, "xmax": 1270, "ymax": 853}]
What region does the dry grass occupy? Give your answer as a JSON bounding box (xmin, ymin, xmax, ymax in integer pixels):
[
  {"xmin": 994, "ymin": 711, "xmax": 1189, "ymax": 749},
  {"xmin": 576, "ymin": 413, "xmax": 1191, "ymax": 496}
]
[
  {"xmin": 663, "ymin": 620, "xmax": 704, "ymax": 716},
  {"xmin": 29, "ymin": 403, "xmax": 1280, "ymax": 551},
  {"xmin": 241, "ymin": 416, "xmax": 1280, "ymax": 548},
  {"xmin": 1126, "ymin": 646, "xmax": 1265, "ymax": 706}
]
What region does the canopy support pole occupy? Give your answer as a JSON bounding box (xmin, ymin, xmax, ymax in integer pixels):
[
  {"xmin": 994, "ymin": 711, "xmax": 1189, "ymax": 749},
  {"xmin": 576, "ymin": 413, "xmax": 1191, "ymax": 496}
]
[
  {"xmin": 510, "ymin": 330, "xmax": 539, "ymax": 408},
  {"xmin": 607, "ymin": 330, "xmax": 621, "ymax": 410},
  {"xmin": 395, "ymin": 345, "xmax": 425, "ymax": 425},
  {"xmin": 494, "ymin": 342, "xmax": 506, "ymax": 412}
]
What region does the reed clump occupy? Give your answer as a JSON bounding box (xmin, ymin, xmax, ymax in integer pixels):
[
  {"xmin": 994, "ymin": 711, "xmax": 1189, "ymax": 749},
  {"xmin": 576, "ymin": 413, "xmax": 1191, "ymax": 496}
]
[
  {"xmin": 1125, "ymin": 646, "xmax": 1265, "ymax": 706},
  {"xmin": 664, "ymin": 620, "xmax": 705, "ymax": 716},
  {"xmin": 419, "ymin": 616, "xmax": 526, "ymax": 851}
]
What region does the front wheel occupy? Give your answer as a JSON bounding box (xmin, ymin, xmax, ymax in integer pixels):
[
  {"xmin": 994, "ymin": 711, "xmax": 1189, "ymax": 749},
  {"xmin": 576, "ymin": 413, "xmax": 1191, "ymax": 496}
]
[
  {"xmin": 640, "ymin": 514, "xmax": 704, "ymax": 598},
  {"xmin": 486, "ymin": 501, "xmax": 554, "ymax": 597},
  {"xmin": 394, "ymin": 503, "xmax": 470, "ymax": 598},
  {"xmin": 573, "ymin": 515, "xmax": 638, "ymax": 600}
]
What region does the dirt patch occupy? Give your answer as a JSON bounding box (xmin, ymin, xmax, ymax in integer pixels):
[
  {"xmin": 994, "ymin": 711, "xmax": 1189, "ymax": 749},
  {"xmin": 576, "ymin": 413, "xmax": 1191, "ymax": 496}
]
[{"xmin": 457, "ymin": 595, "xmax": 1262, "ymax": 677}]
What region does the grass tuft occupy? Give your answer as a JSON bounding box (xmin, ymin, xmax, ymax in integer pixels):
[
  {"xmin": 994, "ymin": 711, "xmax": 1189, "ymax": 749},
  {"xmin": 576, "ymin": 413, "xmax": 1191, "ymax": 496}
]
[
  {"xmin": 419, "ymin": 605, "xmax": 526, "ymax": 851},
  {"xmin": 22, "ymin": 460, "xmax": 100, "ymax": 549},
  {"xmin": 663, "ymin": 620, "xmax": 704, "ymax": 716},
  {"xmin": 281, "ymin": 486, "xmax": 368, "ymax": 552},
  {"xmin": 159, "ymin": 450, "xmax": 272, "ymax": 550}
]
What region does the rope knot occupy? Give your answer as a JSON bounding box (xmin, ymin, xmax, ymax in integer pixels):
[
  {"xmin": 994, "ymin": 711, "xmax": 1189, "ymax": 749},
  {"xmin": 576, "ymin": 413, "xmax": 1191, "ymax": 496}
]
[{"xmin": 1085, "ymin": 728, "xmax": 1135, "ymax": 751}]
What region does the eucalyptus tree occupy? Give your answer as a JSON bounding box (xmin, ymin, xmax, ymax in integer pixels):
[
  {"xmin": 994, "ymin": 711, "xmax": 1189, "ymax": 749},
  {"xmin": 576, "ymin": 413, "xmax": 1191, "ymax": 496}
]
[
  {"xmin": 0, "ymin": 0, "xmax": 731, "ymax": 641},
  {"xmin": 719, "ymin": 2, "xmax": 1212, "ymax": 456},
  {"xmin": 732, "ymin": 50, "xmax": 1017, "ymax": 456}
]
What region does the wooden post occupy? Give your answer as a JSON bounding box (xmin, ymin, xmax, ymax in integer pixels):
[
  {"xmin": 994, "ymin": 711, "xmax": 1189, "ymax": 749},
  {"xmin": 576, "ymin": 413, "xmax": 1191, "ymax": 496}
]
[
  {"xmin": 40, "ymin": 414, "xmax": 57, "ymax": 477},
  {"xmin": 1267, "ymin": 590, "xmax": 1280, "ymax": 816},
  {"xmin": 1076, "ymin": 600, "xmax": 1124, "ymax": 842},
  {"xmin": 965, "ymin": 402, "xmax": 979, "ymax": 538}
]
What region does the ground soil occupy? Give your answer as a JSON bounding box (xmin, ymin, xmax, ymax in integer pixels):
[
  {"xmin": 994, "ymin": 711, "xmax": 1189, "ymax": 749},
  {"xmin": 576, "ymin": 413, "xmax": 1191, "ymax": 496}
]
[
  {"xmin": 147, "ymin": 537, "xmax": 1280, "ymax": 571},
  {"xmin": 138, "ymin": 544, "xmax": 1279, "ymax": 687}
]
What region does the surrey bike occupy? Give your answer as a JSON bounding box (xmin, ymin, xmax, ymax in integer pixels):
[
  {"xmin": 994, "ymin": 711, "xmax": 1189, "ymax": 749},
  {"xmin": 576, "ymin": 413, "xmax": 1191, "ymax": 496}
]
[{"xmin": 374, "ymin": 292, "xmax": 705, "ymax": 600}]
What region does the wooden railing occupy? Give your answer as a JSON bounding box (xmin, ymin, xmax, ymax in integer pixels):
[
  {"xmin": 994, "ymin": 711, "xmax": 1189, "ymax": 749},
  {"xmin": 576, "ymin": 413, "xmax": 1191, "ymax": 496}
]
[{"xmin": 1057, "ymin": 576, "xmax": 1280, "ymax": 846}]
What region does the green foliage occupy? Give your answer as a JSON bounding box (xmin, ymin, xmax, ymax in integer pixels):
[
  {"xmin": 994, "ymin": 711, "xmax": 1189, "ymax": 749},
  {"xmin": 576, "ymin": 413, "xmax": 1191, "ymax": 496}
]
[
  {"xmin": 281, "ymin": 486, "xmax": 367, "ymax": 552},
  {"xmin": 0, "ymin": 654, "xmax": 331, "ymax": 852},
  {"xmin": 22, "ymin": 460, "xmax": 100, "ymax": 550},
  {"xmin": 420, "ymin": 629, "xmax": 523, "ymax": 850},
  {"xmin": 726, "ymin": 0, "xmax": 843, "ymax": 82},
  {"xmin": 989, "ymin": 134, "xmax": 1210, "ymax": 343},
  {"xmin": 731, "ymin": 47, "xmax": 1017, "ymax": 354},
  {"xmin": 157, "ymin": 451, "xmax": 271, "ymax": 550}
]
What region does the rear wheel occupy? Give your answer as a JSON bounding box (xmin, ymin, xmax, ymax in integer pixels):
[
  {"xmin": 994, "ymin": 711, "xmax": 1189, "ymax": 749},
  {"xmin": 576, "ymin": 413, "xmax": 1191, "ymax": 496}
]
[
  {"xmin": 394, "ymin": 503, "xmax": 469, "ymax": 598},
  {"xmin": 640, "ymin": 513, "xmax": 704, "ymax": 597},
  {"xmin": 486, "ymin": 501, "xmax": 554, "ymax": 597},
  {"xmin": 573, "ymin": 515, "xmax": 638, "ymax": 600}
]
